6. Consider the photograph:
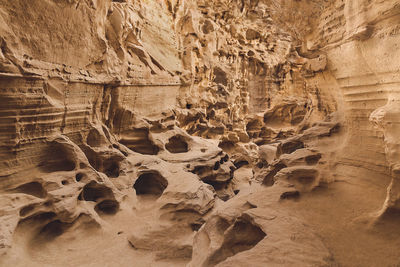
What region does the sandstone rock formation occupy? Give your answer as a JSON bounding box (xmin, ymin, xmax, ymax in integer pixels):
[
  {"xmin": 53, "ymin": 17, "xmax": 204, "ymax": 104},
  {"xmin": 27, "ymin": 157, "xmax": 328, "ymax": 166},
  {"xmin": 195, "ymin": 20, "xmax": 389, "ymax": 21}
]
[{"xmin": 0, "ymin": 0, "xmax": 399, "ymax": 266}]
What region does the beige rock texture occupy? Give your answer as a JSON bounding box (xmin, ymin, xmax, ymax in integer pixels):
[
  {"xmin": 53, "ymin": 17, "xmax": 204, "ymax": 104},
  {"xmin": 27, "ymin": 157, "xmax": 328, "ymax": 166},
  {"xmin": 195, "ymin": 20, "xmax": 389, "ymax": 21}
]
[{"xmin": 0, "ymin": 0, "xmax": 399, "ymax": 266}]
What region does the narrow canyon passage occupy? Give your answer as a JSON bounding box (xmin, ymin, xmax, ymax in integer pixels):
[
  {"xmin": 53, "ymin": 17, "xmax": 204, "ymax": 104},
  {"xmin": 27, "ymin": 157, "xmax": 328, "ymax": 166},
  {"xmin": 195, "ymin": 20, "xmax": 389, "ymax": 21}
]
[{"xmin": 0, "ymin": 0, "xmax": 400, "ymax": 266}]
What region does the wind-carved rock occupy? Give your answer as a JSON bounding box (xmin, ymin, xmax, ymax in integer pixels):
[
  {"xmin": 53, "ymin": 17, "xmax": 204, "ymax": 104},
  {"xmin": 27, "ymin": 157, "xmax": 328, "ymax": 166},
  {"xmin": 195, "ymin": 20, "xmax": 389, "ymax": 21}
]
[
  {"xmin": 0, "ymin": 0, "xmax": 399, "ymax": 266},
  {"xmin": 370, "ymin": 99, "xmax": 400, "ymax": 217},
  {"xmin": 344, "ymin": 0, "xmax": 372, "ymax": 41}
]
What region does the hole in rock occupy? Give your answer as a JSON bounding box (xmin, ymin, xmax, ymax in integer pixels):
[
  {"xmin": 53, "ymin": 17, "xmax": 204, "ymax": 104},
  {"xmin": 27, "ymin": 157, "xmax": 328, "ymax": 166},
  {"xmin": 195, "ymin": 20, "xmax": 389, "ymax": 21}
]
[
  {"xmin": 79, "ymin": 182, "xmax": 114, "ymax": 202},
  {"xmin": 19, "ymin": 204, "xmax": 35, "ymax": 217},
  {"xmin": 39, "ymin": 143, "xmax": 76, "ymax": 172},
  {"xmin": 120, "ymin": 128, "xmax": 160, "ymax": 155},
  {"xmin": 256, "ymin": 161, "xmax": 267, "ymax": 169},
  {"xmin": 104, "ymin": 160, "xmax": 120, "ymax": 178},
  {"xmin": 213, "ymin": 67, "xmax": 228, "ymax": 86},
  {"xmin": 214, "ymin": 161, "xmax": 220, "ymax": 170},
  {"xmin": 23, "ymin": 212, "xmax": 57, "ymax": 223},
  {"xmin": 61, "ymin": 180, "xmax": 68, "ymax": 185},
  {"xmin": 246, "ymin": 120, "xmax": 263, "ymax": 139},
  {"xmin": 39, "ymin": 220, "xmax": 63, "ymax": 238},
  {"xmin": 80, "ymin": 148, "xmax": 101, "ymax": 171},
  {"xmin": 202, "ymin": 180, "xmax": 231, "ymax": 201},
  {"xmin": 190, "ymin": 220, "xmax": 206, "ymax": 231},
  {"xmin": 247, "ymin": 50, "xmax": 255, "ymax": 57},
  {"xmin": 235, "ymin": 160, "xmax": 249, "ymax": 169},
  {"xmin": 165, "ymin": 135, "xmax": 189, "ymax": 153},
  {"xmin": 202, "ymin": 19, "xmax": 214, "ymax": 34},
  {"xmin": 186, "ymin": 103, "xmax": 192, "ymax": 109},
  {"xmin": 262, "ymin": 163, "xmax": 286, "ymax": 186},
  {"xmin": 134, "ymin": 171, "xmax": 168, "ymax": 199},
  {"xmin": 17, "ymin": 212, "xmax": 58, "ymax": 232},
  {"xmin": 75, "ymin": 173, "xmax": 85, "ymax": 182},
  {"xmin": 218, "ymin": 140, "xmax": 235, "ymax": 153},
  {"xmin": 277, "ymin": 139, "xmax": 304, "ymax": 156},
  {"xmin": 12, "ymin": 182, "xmax": 47, "ymax": 198},
  {"xmin": 208, "ymin": 218, "xmax": 266, "ymax": 266},
  {"xmin": 37, "ymin": 220, "xmax": 72, "ymax": 241},
  {"xmin": 95, "ymin": 200, "xmax": 119, "ymax": 215},
  {"xmin": 149, "ymin": 123, "xmax": 164, "ymax": 133},
  {"xmin": 80, "ymin": 146, "xmax": 122, "ymax": 178},
  {"xmin": 305, "ymin": 154, "xmax": 322, "ymax": 165}
]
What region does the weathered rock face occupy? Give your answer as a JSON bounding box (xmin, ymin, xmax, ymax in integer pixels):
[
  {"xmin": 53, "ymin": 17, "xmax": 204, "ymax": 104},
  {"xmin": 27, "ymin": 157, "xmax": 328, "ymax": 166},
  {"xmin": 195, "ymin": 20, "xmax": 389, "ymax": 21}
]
[
  {"xmin": 304, "ymin": 0, "xmax": 400, "ymax": 215},
  {"xmin": 0, "ymin": 0, "xmax": 399, "ymax": 266}
]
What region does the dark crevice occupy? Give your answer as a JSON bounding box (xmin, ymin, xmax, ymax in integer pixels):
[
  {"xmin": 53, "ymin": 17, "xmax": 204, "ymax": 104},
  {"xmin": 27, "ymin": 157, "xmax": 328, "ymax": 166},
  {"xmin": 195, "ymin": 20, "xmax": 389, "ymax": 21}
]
[
  {"xmin": 104, "ymin": 160, "xmax": 120, "ymax": 178},
  {"xmin": 95, "ymin": 200, "xmax": 119, "ymax": 215},
  {"xmin": 305, "ymin": 154, "xmax": 322, "ymax": 165},
  {"xmin": 75, "ymin": 173, "xmax": 85, "ymax": 182},
  {"xmin": 234, "ymin": 160, "xmax": 249, "ymax": 169},
  {"xmin": 38, "ymin": 220, "xmax": 69, "ymax": 240},
  {"xmin": 79, "ymin": 182, "xmax": 114, "ymax": 202},
  {"xmin": 262, "ymin": 163, "xmax": 286, "ymax": 186},
  {"xmin": 214, "ymin": 161, "xmax": 220, "ymax": 170},
  {"xmin": 19, "ymin": 204, "xmax": 35, "ymax": 217},
  {"xmin": 39, "ymin": 142, "xmax": 76, "ymax": 172},
  {"xmin": 165, "ymin": 135, "xmax": 189, "ymax": 153}
]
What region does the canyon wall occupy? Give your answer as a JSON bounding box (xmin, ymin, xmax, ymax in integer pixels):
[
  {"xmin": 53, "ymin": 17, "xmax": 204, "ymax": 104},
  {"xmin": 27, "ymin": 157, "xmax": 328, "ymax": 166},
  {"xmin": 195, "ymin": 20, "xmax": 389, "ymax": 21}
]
[
  {"xmin": 305, "ymin": 0, "xmax": 400, "ymax": 214},
  {"xmin": 0, "ymin": 0, "xmax": 399, "ymax": 266}
]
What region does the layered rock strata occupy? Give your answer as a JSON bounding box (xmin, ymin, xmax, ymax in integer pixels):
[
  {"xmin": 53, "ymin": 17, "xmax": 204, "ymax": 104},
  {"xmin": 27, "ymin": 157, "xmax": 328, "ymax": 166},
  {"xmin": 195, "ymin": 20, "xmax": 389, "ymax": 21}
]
[{"xmin": 0, "ymin": 0, "xmax": 399, "ymax": 266}]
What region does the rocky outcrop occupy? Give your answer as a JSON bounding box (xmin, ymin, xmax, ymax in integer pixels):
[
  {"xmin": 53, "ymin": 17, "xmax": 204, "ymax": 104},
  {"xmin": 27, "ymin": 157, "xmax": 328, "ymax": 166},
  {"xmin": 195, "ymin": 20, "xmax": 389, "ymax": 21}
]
[{"xmin": 189, "ymin": 188, "xmax": 331, "ymax": 267}]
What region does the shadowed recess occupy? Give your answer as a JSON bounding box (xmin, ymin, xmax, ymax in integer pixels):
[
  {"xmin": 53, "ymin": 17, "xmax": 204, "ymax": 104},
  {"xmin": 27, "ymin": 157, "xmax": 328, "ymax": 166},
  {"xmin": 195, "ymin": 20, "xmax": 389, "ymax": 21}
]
[
  {"xmin": 133, "ymin": 171, "xmax": 168, "ymax": 198},
  {"xmin": 165, "ymin": 135, "xmax": 189, "ymax": 153},
  {"xmin": 207, "ymin": 217, "xmax": 266, "ymax": 266}
]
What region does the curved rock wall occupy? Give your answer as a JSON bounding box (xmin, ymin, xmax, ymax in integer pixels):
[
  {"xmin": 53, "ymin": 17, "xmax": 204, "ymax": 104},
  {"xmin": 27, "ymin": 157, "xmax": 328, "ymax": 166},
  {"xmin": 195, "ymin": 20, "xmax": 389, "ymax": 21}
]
[{"xmin": 304, "ymin": 0, "xmax": 400, "ymax": 212}]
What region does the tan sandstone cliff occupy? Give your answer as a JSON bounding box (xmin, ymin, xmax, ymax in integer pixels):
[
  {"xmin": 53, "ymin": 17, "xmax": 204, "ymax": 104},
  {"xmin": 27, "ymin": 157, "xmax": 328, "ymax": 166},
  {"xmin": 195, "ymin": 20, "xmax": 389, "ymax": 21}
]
[{"xmin": 0, "ymin": 0, "xmax": 399, "ymax": 266}]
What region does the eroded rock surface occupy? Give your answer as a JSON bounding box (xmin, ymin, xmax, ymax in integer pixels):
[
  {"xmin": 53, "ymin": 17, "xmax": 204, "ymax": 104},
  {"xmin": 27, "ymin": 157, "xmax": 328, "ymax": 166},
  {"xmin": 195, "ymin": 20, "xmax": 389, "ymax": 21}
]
[{"xmin": 0, "ymin": 0, "xmax": 399, "ymax": 266}]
